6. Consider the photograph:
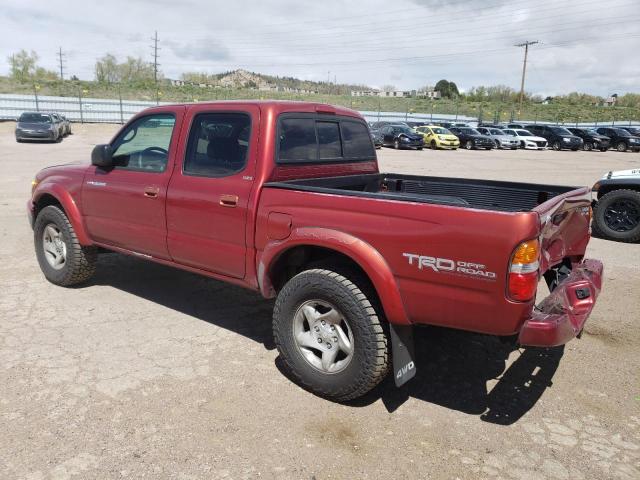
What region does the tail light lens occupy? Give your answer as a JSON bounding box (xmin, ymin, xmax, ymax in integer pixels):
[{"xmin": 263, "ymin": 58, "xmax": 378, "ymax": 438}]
[{"xmin": 508, "ymin": 239, "xmax": 540, "ymax": 302}]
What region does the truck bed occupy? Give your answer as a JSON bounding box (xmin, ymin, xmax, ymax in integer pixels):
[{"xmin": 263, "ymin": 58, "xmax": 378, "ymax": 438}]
[{"xmin": 265, "ymin": 173, "xmax": 576, "ymax": 213}]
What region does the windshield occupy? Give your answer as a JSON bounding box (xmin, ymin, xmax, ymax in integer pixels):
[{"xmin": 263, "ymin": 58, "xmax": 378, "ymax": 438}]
[
  {"xmin": 515, "ymin": 129, "xmax": 533, "ymax": 136},
  {"xmin": 19, "ymin": 113, "xmax": 51, "ymax": 123},
  {"xmin": 550, "ymin": 126, "xmax": 573, "ymax": 135},
  {"xmin": 585, "ymin": 129, "xmax": 598, "ymax": 135},
  {"xmin": 392, "ymin": 126, "xmax": 414, "ymax": 134},
  {"xmin": 432, "ymin": 127, "xmax": 449, "ymax": 134},
  {"xmin": 489, "ymin": 128, "xmax": 504, "ymax": 135},
  {"xmin": 613, "ymin": 129, "xmax": 631, "ymax": 137}
]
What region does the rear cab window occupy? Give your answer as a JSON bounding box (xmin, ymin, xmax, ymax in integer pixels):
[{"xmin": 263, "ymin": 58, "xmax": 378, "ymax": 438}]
[{"xmin": 277, "ymin": 114, "xmax": 375, "ymax": 164}]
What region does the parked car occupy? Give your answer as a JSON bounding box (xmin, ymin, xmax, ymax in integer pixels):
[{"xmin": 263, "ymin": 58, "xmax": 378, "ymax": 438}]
[
  {"xmin": 406, "ymin": 121, "xmax": 427, "ymax": 129},
  {"xmin": 28, "ymin": 100, "xmax": 603, "ymax": 401},
  {"xmin": 526, "ymin": 125, "xmax": 583, "ymax": 151},
  {"xmin": 592, "ymin": 168, "xmax": 640, "ymax": 242},
  {"xmin": 476, "ymin": 127, "xmax": 520, "ymax": 150},
  {"xmin": 380, "ymin": 124, "xmax": 424, "ymax": 149},
  {"xmin": 439, "ymin": 122, "xmax": 469, "ymax": 129},
  {"xmin": 478, "ymin": 123, "xmax": 506, "ymax": 129},
  {"xmin": 60, "ymin": 114, "xmax": 72, "ymax": 136},
  {"xmin": 15, "ymin": 112, "xmax": 60, "ymax": 142},
  {"xmin": 502, "ymin": 128, "xmax": 548, "ymax": 150},
  {"xmin": 370, "ymin": 129, "xmax": 383, "ymax": 149},
  {"xmin": 507, "ymin": 123, "xmax": 527, "ymax": 129},
  {"xmin": 448, "ymin": 127, "xmax": 494, "ymax": 150},
  {"xmin": 370, "ymin": 121, "xmax": 409, "ymax": 130},
  {"xmin": 595, "ymin": 127, "xmax": 640, "ymax": 152},
  {"xmin": 49, "ymin": 113, "xmax": 66, "ymax": 139},
  {"xmin": 415, "ymin": 125, "xmax": 460, "ymax": 150},
  {"xmin": 566, "ymin": 128, "xmax": 610, "ymax": 152}
]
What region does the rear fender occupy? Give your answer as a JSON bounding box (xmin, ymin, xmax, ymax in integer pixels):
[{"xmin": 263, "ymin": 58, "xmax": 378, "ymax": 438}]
[
  {"xmin": 258, "ymin": 227, "xmax": 410, "ymax": 325},
  {"xmin": 32, "ymin": 183, "xmax": 92, "ymax": 245}
]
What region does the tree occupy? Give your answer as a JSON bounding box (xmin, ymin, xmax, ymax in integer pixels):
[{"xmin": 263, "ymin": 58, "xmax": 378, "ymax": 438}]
[
  {"xmin": 434, "ymin": 79, "xmax": 459, "ymax": 98},
  {"xmin": 95, "ymin": 54, "xmax": 157, "ymax": 84},
  {"xmin": 8, "ymin": 50, "xmax": 39, "ymax": 81},
  {"xmin": 381, "ymin": 84, "xmax": 397, "ymax": 92}
]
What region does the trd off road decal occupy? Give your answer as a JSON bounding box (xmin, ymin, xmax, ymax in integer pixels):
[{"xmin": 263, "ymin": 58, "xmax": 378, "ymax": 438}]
[{"xmin": 403, "ymin": 253, "xmax": 497, "ymax": 280}]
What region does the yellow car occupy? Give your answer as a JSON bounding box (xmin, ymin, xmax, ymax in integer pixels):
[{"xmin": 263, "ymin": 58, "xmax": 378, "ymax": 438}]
[{"xmin": 415, "ymin": 125, "xmax": 460, "ymax": 150}]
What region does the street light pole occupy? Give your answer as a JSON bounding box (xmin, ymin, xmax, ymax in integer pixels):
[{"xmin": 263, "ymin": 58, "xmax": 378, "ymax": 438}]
[{"xmin": 515, "ymin": 41, "xmax": 538, "ymax": 118}]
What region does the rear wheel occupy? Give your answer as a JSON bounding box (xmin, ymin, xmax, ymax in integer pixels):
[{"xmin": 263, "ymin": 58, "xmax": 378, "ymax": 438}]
[
  {"xmin": 583, "ymin": 142, "xmax": 593, "ymax": 151},
  {"xmin": 417, "ymin": 147, "xmax": 423, "ymax": 151},
  {"xmin": 616, "ymin": 141, "xmax": 628, "ymax": 152},
  {"xmin": 495, "ymin": 140, "xmax": 501, "ymax": 148},
  {"xmin": 552, "ymin": 141, "xmax": 561, "ymax": 151},
  {"xmin": 593, "ymin": 189, "xmax": 640, "ymax": 243},
  {"xmin": 464, "ymin": 140, "xmax": 473, "ymax": 150},
  {"xmin": 34, "ymin": 206, "xmax": 97, "ymax": 285},
  {"xmin": 394, "ymin": 139, "xmax": 400, "ymax": 150},
  {"xmin": 431, "ymin": 140, "xmax": 437, "ymax": 150},
  {"xmin": 273, "ymin": 269, "xmax": 389, "ymax": 401}
]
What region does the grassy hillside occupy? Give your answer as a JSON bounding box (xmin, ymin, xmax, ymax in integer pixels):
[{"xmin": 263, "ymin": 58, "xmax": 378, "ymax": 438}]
[{"xmin": 1, "ymin": 76, "xmax": 638, "ymax": 124}]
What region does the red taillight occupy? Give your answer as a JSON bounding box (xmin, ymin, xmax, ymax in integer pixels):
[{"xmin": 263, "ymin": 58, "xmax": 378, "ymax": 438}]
[{"xmin": 508, "ymin": 239, "xmax": 540, "ymax": 302}]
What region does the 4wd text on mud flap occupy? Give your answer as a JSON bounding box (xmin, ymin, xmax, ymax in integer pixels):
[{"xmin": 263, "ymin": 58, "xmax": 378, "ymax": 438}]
[{"xmin": 403, "ymin": 253, "xmax": 497, "ymax": 280}]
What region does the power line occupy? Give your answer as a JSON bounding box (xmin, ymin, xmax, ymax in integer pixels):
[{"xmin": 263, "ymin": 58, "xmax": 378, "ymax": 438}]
[
  {"xmin": 57, "ymin": 46, "xmax": 66, "ymax": 80},
  {"xmin": 515, "ymin": 41, "xmax": 539, "ymax": 115}
]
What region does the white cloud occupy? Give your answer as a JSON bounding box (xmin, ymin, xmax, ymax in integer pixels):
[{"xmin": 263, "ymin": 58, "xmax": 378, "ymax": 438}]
[{"xmin": 1, "ymin": 0, "xmax": 639, "ymax": 95}]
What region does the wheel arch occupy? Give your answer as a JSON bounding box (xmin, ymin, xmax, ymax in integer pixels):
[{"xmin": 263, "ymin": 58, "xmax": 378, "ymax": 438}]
[
  {"xmin": 32, "ymin": 186, "xmax": 92, "ymax": 245},
  {"xmin": 258, "ymin": 228, "xmax": 410, "ymax": 325},
  {"xmin": 596, "ymin": 184, "xmax": 640, "ymax": 199}
]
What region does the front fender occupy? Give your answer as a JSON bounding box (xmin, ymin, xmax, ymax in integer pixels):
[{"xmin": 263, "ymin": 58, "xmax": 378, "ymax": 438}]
[
  {"xmin": 257, "ymin": 227, "xmax": 410, "ymax": 325},
  {"xmin": 32, "ymin": 183, "xmax": 92, "ymax": 245}
]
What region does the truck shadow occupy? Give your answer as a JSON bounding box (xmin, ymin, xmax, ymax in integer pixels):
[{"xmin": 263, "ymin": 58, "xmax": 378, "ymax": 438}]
[
  {"xmin": 90, "ymin": 253, "xmax": 276, "ymax": 349},
  {"xmin": 350, "ymin": 326, "xmax": 564, "ymax": 425},
  {"xmin": 91, "ymin": 254, "xmax": 563, "ymax": 424}
]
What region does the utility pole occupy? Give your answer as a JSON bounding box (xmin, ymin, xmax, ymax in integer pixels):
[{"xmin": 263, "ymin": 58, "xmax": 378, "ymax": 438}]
[
  {"xmin": 150, "ymin": 31, "xmax": 160, "ymax": 84},
  {"xmin": 515, "ymin": 40, "xmax": 538, "ymax": 117},
  {"xmin": 57, "ymin": 47, "xmax": 66, "ymax": 80}
]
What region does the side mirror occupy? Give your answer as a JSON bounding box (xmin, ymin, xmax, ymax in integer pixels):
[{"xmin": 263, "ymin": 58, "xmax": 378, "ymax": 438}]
[{"xmin": 91, "ymin": 144, "xmax": 113, "ymax": 167}]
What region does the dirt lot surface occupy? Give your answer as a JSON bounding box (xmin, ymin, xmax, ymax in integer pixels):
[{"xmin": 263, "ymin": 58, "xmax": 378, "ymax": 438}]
[{"xmin": 1, "ymin": 121, "xmax": 639, "ymax": 480}]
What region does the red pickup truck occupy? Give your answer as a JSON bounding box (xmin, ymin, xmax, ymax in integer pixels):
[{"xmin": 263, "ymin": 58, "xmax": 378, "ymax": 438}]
[{"xmin": 29, "ymin": 101, "xmax": 603, "ymax": 401}]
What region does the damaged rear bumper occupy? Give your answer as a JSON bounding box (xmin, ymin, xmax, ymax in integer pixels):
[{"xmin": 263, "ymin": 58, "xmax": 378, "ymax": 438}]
[{"xmin": 518, "ymin": 259, "xmax": 603, "ymax": 347}]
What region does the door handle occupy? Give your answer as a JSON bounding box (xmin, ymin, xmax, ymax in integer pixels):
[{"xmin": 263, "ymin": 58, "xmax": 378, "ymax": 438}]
[
  {"xmin": 219, "ymin": 194, "xmax": 239, "ymax": 207},
  {"xmin": 144, "ymin": 186, "xmax": 160, "ymax": 198}
]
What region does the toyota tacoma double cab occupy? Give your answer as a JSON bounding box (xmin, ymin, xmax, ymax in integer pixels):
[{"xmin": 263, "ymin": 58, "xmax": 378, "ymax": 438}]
[{"xmin": 28, "ymin": 101, "xmax": 604, "ymax": 401}]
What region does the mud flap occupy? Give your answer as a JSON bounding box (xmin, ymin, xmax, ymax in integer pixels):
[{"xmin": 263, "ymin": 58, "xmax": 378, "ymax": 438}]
[{"xmin": 389, "ymin": 323, "xmax": 416, "ymax": 387}]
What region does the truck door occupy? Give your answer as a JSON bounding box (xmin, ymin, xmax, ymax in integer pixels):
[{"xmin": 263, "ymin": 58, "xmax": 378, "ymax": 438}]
[
  {"xmin": 165, "ymin": 105, "xmax": 259, "ymax": 279},
  {"xmin": 82, "ymin": 108, "xmax": 184, "ymax": 259}
]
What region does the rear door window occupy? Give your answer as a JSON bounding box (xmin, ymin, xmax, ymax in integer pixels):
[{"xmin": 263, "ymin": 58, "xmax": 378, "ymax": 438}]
[
  {"xmin": 317, "ymin": 121, "xmax": 342, "ymax": 159},
  {"xmin": 341, "ymin": 121, "xmax": 375, "ymax": 159},
  {"xmin": 279, "ymin": 118, "xmax": 318, "ymax": 163}
]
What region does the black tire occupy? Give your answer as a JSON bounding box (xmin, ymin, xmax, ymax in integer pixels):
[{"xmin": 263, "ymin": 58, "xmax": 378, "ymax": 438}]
[
  {"xmin": 593, "ymin": 189, "xmax": 640, "ymax": 243},
  {"xmin": 583, "ymin": 142, "xmax": 593, "ymax": 151},
  {"xmin": 464, "ymin": 140, "xmax": 473, "ymax": 150},
  {"xmin": 495, "ymin": 140, "xmax": 500, "ymax": 149},
  {"xmin": 600, "ymin": 148, "xmax": 608, "ymax": 152},
  {"xmin": 34, "ymin": 205, "xmax": 97, "ymax": 285},
  {"xmin": 273, "ymin": 269, "xmax": 389, "ymax": 401},
  {"xmin": 417, "ymin": 147, "xmax": 423, "ymax": 151},
  {"xmin": 16, "ymin": 138, "xmax": 22, "ymax": 143},
  {"xmin": 394, "ymin": 139, "xmax": 400, "ymax": 150},
  {"xmin": 552, "ymin": 141, "xmax": 561, "ymax": 151},
  {"xmin": 571, "ymin": 147, "xmax": 579, "ymax": 151},
  {"xmin": 616, "ymin": 141, "xmax": 627, "ymax": 152},
  {"xmin": 431, "ymin": 140, "xmax": 437, "ymax": 150},
  {"xmin": 485, "ymin": 147, "xmax": 492, "ymax": 150}
]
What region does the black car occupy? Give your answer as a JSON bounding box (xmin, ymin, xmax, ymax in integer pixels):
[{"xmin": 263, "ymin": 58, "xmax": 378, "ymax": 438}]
[
  {"xmin": 595, "ymin": 127, "xmax": 640, "ymax": 152},
  {"xmin": 15, "ymin": 112, "xmax": 60, "ymax": 142},
  {"xmin": 567, "ymin": 128, "xmax": 610, "ymax": 152},
  {"xmin": 448, "ymin": 127, "xmax": 494, "ymax": 150},
  {"xmin": 380, "ymin": 124, "xmax": 424, "ymax": 150},
  {"xmin": 439, "ymin": 122, "xmax": 469, "ymax": 129},
  {"xmin": 526, "ymin": 125, "xmax": 583, "ymax": 151},
  {"xmin": 506, "ymin": 123, "xmax": 527, "ymax": 129},
  {"xmin": 370, "ymin": 129, "xmax": 383, "ymax": 149}
]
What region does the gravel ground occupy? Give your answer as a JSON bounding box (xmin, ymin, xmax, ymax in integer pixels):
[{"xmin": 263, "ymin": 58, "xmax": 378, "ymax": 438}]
[{"xmin": 1, "ymin": 121, "xmax": 639, "ymax": 480}]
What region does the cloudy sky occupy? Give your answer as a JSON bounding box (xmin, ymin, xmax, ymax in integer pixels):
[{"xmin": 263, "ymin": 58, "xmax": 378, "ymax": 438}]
[{"xmin": 2, "ymin": 0, "xmax": 639, "ymax": 96}]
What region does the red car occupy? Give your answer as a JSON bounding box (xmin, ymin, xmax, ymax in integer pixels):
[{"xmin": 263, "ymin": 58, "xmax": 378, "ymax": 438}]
[{"xmin": 28, "ymin": 101, "xmax": 603, "ymax": 401}]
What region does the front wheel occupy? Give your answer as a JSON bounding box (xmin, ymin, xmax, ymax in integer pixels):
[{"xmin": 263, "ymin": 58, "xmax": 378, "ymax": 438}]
[
  {"xmin": 34, "ymin": 205, "xmax": 97, "ymax": 286},
  {"xmin": 616, "ymin": 141, "xmax": 627, "ymax": 152},
  {"xmin": 552, "ymin": 141, "xmax": 561, "ymax": 151},
  {"xmin": 583, "ymin": 142, "xmax": 593, "ymax": 151},
  {"xmin": 417, "ymin": 147, "xmax": 423, "ymax": 151},
  {"xmin": 394, "ymin": 139, "xmax": 400, "ymax": 150},
  {"xmin": 464, "ymin": 140, "xmax": 473, "ymax": 150},
  {"xmin": 431, "ymin": 140, "xmax": 437, "ymax": 150},
  {"xmin": 273, "ymin": 269, "xmax": 389, "ymax": 401},
  {"xmin": 593, "ymin": 189, "xmax": 640, "ymax": 243}
]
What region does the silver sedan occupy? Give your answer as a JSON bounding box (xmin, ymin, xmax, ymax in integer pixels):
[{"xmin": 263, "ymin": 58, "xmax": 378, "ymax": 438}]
[{"xmin": 477, "ymin": 127, "xmax": 520, "ymax": 150}]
